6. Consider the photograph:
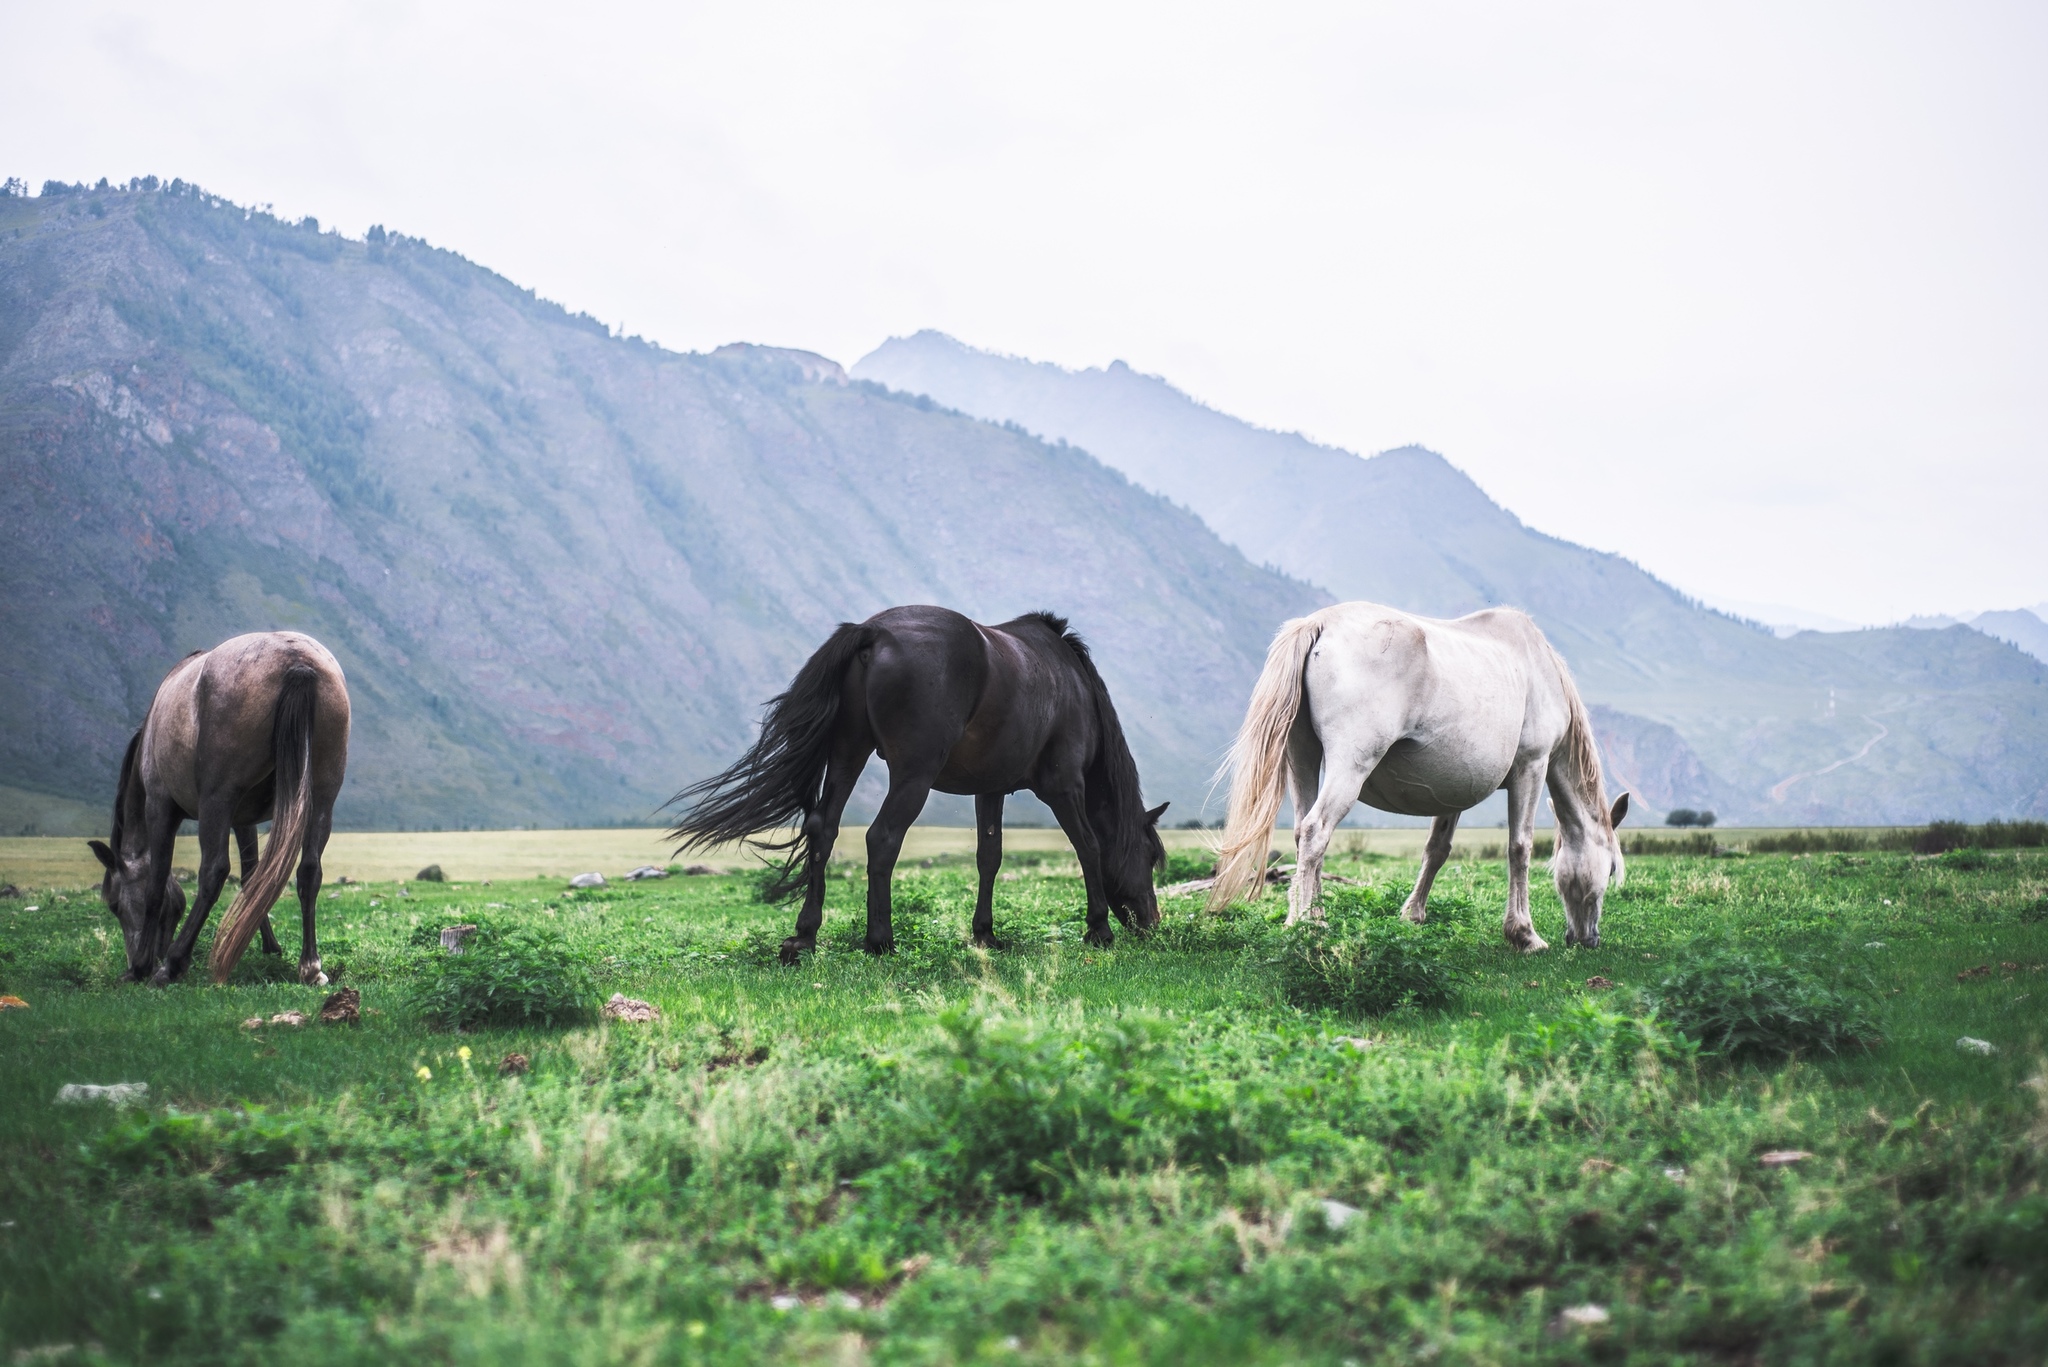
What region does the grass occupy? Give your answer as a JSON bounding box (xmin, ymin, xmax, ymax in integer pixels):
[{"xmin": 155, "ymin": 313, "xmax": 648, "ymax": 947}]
[{"xmin": 2, "ymin": 842, "xmax": 2046, "ymax": 1363}]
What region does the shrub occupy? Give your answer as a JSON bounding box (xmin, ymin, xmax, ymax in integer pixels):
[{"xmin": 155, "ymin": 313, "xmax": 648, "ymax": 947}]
[
  {"xmin": 1666, "ymin": 808, "xmax": 1716, "ymax": 828},
  {"xmin": 1156, "ymin": 849, "xmax": 1216, "ymax": 884},
  {"xmin": 409, "ymin": 925, "xmax": 595, "ymax": 1030},
  {"xmin": 1278, "ymin": 917, "xmax": 1458, "ymax": 1016},
  {"xmin": 1637, "ymin": 942, "xmax": 1878, "ymax": 1061},
  {"xmin": 1512, "ymin": 997, "xmax": 1695, "ymax": 1075},
  {"xmin": 1916, "ymin": 820, "xmax": 1975, "ymax": 855}
]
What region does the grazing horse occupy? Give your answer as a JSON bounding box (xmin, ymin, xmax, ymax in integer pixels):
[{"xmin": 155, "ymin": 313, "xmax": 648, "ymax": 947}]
[
  {"xmin": 1210, "ymin": 603, "xmax": 1628, "ymax": 951},
  {"xmin": 669, "ymin": 606, "xmax": 1167, "ymax": 964},
  {"xmin": 89, "ymin": 632, "xmax": 350, "ymax": 985}
]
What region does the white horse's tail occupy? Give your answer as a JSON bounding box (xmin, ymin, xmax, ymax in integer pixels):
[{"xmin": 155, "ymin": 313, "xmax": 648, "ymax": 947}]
[{"xmin": 1209, "ymin": 614, "xmax": 1324, "ymax": 911}]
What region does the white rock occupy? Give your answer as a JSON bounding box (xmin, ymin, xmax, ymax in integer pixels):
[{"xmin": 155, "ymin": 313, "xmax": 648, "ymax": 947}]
[
  {"xmin": 1558, "ymin": 1304, "xmax": 1610, "ymax": 1327},
  {"xmin": 624, "ymin": 866, "xmax": 667, "ymax": 881},
  {"xmin": 837, "ymin": 1293, "xmax": 862, "ymax": 1310},
  {"xmin": 1319, "ymin": 1199, "xmax": 1361, "ymax": 1230},
  {"xmin": 56, "ymin": 1082, "xmax": 149, "ymax": 1107},
  {"xmin": 769, "ymin": 1294, "xmax": 800, "ymax": 1312},
  {"xmin": 1957, "ymin": 1036, "xmax": 1996, "ymax": 1055},
  {"xmin": 569, "ymin": 872, "xmax": 606, "ymax": 888}
]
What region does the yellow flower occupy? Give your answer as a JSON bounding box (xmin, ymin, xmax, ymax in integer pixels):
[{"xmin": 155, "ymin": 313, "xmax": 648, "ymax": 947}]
[
  {"xmin": 416, "ymin": 1066, "xmax": 432, "ymax": 1081},
  {"xmin": 456, "ymin": 1046, "xmax": 472, "ymax": 1062},
  {"xmin": 685, "ymin": 1322, "xmax": 706, "ymax": 1339}
]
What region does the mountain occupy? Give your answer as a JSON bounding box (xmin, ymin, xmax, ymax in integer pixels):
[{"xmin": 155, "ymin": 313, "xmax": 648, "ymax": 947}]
[
  {"xmin": 853, "ymin": 331, "xmax": 2048, "ymax": 823},
  {"xmin": 1965, "ymin": 609, "xmax": 2048, "ymax": 665},
  {"xmin": 0, "ymin": 181, "xmax": 1322, "ymax": 833}
]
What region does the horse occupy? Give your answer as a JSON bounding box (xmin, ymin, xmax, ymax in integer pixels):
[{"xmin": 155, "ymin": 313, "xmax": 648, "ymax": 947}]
[
  {"xmin": 669, "ymin": 606, "xmax": 1168, "ymax": 965},
  {"xmin": 88, "ymin": 631, "xmax": 351, "ymax": 985},
  {"xmin": 1209, "ymin": 602, "xmax": 1628, "ymax": 951}
]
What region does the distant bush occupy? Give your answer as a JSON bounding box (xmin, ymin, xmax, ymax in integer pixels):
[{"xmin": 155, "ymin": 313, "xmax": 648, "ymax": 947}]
[
  {"xmin": 1915, "ymin": 820, "xmax": 1975, "ymax": 855},
  {"xmin": 409, "ymin": 925, "xmax": 595, "ymax": 1030},
  {"xmin": 1665, "ymin": 808, "xmax": 1717, "ymax": 828},
  {"xmin": 1623, "ymin": 831, "xmax": 1720, "ymax": 856},
  {"xmin": 1638, "ymin": 942, "xmax": 1878, "ymax": 1062},
  {"xmin": 1157, "ymin": 849, "xmax": 1216, "ymax": 884},
  {"xmin": 1278, "ymin": 918, "xmax": 1458, "ymax": 1017}
]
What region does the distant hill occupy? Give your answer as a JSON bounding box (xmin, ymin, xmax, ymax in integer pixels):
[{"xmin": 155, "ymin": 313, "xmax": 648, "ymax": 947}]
[
  {"xmin": 1965, "ymin": 609, "xmax": 2048, "ymax": 665},
  {"xmin": 854, "ymin": 331, "xmax": 2048, "ymax": 822},
  {"xmin": 0, "ymin": 183, "xmax": 1322, "ymax": 833}
]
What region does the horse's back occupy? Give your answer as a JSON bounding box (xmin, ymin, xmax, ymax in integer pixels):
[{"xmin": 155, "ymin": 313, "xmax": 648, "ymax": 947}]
[{"xmin": 144, "ymin": 633, "xmax": 351, "ymax": 808}]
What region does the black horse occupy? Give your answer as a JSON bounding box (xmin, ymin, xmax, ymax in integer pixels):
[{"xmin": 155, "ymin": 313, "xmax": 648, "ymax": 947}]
[{"xmin": 670, "ymin": 606, "xmax": 1167, "ymax": 964}]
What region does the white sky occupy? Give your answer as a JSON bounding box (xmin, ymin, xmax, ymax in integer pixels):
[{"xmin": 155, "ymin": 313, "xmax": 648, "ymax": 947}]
[{"xmin": 6, "ymin": 1, "xmax": 2044, "ymax": 624}]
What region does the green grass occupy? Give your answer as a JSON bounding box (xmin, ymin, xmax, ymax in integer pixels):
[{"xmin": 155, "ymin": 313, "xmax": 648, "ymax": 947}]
[{"xmin": 2, "ymin": 848, "xmax": 2046, "ymax": 1364}]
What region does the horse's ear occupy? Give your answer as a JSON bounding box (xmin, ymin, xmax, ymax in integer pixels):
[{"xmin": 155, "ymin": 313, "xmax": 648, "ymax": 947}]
[
  {"xmin": 1609, "ymin": 793, "xmax": 1630, "ymax": 828},
  {"xmin": 88, "ymin": 839, "xmax": 116, "ymax": 870},
  {"xmin": 1145, "ymin": 802, "xmax": 1169, "ymax": 826}
]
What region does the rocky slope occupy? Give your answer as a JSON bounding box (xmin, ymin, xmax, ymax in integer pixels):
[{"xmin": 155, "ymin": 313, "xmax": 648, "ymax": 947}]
[
  {"xmin": 855, "ymin": 332, "xmax": 2048, "ymax": 822},
  {"xmin": 0, "ymin": 184, "xmax": 1321, "ymax": 832}
]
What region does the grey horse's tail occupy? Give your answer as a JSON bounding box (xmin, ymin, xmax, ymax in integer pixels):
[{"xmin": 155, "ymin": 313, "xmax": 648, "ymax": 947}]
[
  {"xmin": 1209, "ymin": 613, "xmax": 1324, "ymax": 911},
  {"xmin": 208, "ymin": 666, "xmax": 318, "ymax": 982}
]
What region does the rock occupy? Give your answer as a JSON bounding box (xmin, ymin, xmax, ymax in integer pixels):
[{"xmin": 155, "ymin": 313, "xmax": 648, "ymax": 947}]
[
  {"xmin": 0, "ymin": 995, "xmax": 27, "ymax": 1011},
  {"xmin": 56, "ymin": 1082, "xmax": 148, "ymax": 1106},
  {"xmin": 1554, "ymin": 1304, "xmax": 1610, "ymax": 1329},
  {"xmin": 769, "ymin": 1294, "xmax": 800, "ymax": 1312},
  {"xmin": 440, "ymin": 924, "xmax": 479, "ymax": 954},
  {"xmin": 569, "ymin": 872, "xmax": 606, "ymax": 889},
  {"xmin": 240, "ymin": 1016, "xmax": 265, "ymax": 1029},
  {"xmin": 1957, "ymin": 1036, "xmax": 1996, "ymax": 1055},
  {"xmin": 499, "ymin": 1052, "xmax": 531, "ymax": 1077},
  {"xmin": 171, "ymin": 867, "xmax": 196, "ymax": 883},
  {"xmin": 0, "ymin": 883, "xmax": 18, "ymax": 898},
  {"xmin": 1758, "ymin": 1150, "xmax": 1812, "ymax": 1167},
  {"xmin": 415, "ymin": 864, "xmax": 446, "ymax": 882},
  {"xmin": 624, "ymin": 865, "xmax": 667, "ymax": 881},
  {"xmin": 1333, "ymin": 1036, "xmax": 1378, "ymax": 1052},
  {"xmin": 1584, "ymin": 975, "xmax": 1615, "ymax": 991},
  {"xmin": 603, "ymin": 993, "xmax": 660, "ymax": 1023},
  {"xmin": 268, "ymin": 1010, "xmax": 309, "ymax": 1027},
  {"xmin": 683, "ymin": 864, "xmax": 718, "ymax": 876},
  {"xmin": 335, "ymin": 875, "xmax": 356, "ymax": 885},
  {"xmin": 318, "ymin": 987, "xmax": 361, "ymax": 1024},
  {"xmin": 1318, "ymin": 1199, "xmax": 1361, "ymax": 1230}
]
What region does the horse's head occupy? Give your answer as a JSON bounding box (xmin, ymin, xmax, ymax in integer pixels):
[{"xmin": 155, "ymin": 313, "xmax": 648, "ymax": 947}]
[
  {"xmin": 1555, "ymin": 792, "xmax": 1628, "ymax": 948},
  {"xmin": 88, "ymin": 838, "xmax": 178, "ymax": 978},
  {"xmin": 1102, "ymin": 801, "xmax": 1169, "ymax": 933}
]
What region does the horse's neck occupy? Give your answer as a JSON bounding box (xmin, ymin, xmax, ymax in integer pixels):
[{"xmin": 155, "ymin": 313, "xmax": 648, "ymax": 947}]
[{"xmin": 1546, "ymin": 746, "xmax": 1606, "ymax": 847}]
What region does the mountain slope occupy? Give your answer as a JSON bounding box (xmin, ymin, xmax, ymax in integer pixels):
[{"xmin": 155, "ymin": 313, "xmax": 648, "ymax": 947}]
[
  {"xmin": 854, "ymin": 331, "xmax": 2048, "ymax": 822},
  {"xmin": 0, "ymin": 184, "xmax": 1322, "ymax": 831}
]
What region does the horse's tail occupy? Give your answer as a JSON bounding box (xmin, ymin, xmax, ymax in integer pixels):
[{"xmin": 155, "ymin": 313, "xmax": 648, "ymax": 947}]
[
  {"xmin": 1209, "ymin": 614, "xmax": 1324, "ymax": 911},
  {"xmin": 208, "ymin": 666, "xmax": 318, "ymax": 982},
  {"xmin": 667, "ymin": 622, "xmax": 873, "ymax": 898}
]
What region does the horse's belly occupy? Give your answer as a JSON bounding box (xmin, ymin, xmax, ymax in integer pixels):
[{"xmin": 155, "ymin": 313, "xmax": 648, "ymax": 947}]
[{"xmin": 1359, "ymin": 740, "xmax": 1508, "ymax": 817}]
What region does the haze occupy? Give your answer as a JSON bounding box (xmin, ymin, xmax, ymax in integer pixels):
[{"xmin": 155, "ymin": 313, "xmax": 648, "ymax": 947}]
[{"xmin": 5, "ymin": 1, "xmax": 2043, "ymax": 624}]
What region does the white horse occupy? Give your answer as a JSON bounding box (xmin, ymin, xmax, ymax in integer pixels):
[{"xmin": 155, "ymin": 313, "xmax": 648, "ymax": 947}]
[{"xmin": 1209, "ymin": 602, "xmax": 1628, "ymax": 951}]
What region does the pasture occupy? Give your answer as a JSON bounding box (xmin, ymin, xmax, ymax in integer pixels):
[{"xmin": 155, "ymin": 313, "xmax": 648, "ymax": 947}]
[{"xmin": 2, "ymin": 834, "xmax": 2044, "ymax": 1364}]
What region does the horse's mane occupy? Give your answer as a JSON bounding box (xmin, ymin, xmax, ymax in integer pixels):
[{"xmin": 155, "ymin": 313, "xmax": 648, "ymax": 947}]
[
  {"xmin": 1545, "ymin": 641, "xmax": 1610, "ymax": 821},
  {"xmin": 1013, "ymin": 612, "xmax": 1156, "ymax": 885},
  {"xmin": 108, "ymin": 731, "xmax": 144, "ymax": 855}
]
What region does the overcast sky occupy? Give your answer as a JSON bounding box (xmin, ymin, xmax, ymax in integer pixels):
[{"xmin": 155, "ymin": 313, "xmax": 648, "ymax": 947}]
[{"xmin": 6, "ymin": 1, "xmax": 2044, "ymax": 624}]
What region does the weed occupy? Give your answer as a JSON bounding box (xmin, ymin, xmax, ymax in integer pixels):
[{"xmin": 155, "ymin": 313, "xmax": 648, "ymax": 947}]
[
  {"xmin": 1278, "ymin": 916, "xmax": 1458, "ymax": 1016},
  {"xmin": 1638, "ymin": 941, "xmax": 1879, "ymax": 1061},
  {"xmin": 408, "ymin": 924, "xmax": 596, "ymax": 1029}
]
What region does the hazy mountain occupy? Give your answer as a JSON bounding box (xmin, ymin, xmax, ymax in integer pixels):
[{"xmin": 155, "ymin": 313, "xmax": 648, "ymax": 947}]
[
  {"xmin": 1969, "ymin": 609, "xmax": 2048, "ymax": 665},
  {"xmin": 854, "ymin": 331, "xmax": 2048, "ymax": 823},
  {"xmin": 0, "ymin": 182, "xmax": 1321, "ymax": 833}
]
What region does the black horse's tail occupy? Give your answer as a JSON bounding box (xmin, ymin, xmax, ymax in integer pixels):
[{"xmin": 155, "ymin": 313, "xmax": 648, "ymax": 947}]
[
  {"xmin": 209, "ymin": 665, "xmax": 318, "ymax": 983},
  {"xmin": 667, "ymin": 622, "xmax": 873, "ymax": 898}
]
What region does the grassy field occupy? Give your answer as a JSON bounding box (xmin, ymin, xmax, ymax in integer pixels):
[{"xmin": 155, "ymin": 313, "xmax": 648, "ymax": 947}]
[{"xmin": 2, "ymin": 837, "xmax": 2045, "ymax": 1364}]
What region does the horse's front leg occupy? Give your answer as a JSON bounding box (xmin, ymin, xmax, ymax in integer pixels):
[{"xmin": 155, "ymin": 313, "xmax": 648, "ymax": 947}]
[
  {"xmin": 972, "ymin": 793, "xmax": 1006, "ymax": 949},
  {"xmin": 156, "ymin": 799, "xmax": 230, "ymax": 984},
  {"xmin": 1400, "ymin": 814, "xmax": 1459, "ymax": 923},
  {"xmin": 1044, "ymin": 786, "xmax": 1114, "ymax": 947},
  {"xmin": 1502, "ymin": 761, "xmax": 1550, "ymax": 953}
]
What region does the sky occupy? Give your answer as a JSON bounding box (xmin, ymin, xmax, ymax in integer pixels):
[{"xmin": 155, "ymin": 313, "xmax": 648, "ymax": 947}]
[{"xmin": 5, "ymin": 1, "xmax": 2044, "ymax": 625}]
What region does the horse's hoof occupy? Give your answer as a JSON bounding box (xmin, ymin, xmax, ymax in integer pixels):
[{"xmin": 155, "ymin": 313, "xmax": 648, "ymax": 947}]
[
  {"xmin": 778, "ymin": 937, "xmax": 810, "ymax": 967},
  {"xmin": 299, "ymin": 960, "xmax": 327, "ymax": 986},
  {"xmin": 971, "ymin": 934, "xmax": 1006, "ymax": 950},
  {"xmin": 1519, "ymin": 936, "xmax": 1550, "ymax": 955},
  {"xmin": 148, "ymin": 965, "xmax": 173, "ymax": 988},
  {"xmin": 863, "ymin": 937, "xmax": 895, "ymax": 957},
  {"xmin": 1083, "ymin": 926, "xmax": 1115, "ymax": 948}
]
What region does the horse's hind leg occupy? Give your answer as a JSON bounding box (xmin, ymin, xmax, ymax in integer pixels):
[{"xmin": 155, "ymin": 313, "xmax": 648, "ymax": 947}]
[
  {"xmin": 156, "ymin": 798, "xmax": 232, "ymax": 985},
  {"xmin": 1289, "ymin": 744, "xmax": 1381, "ymax": 925},
  {"xmin": 1502, "ymin": 760, "xmax": 1551, "ymax": 954},
  {"xmin": 1399, "ymin": 814, "xmax": 1460, "ymax": 924},
  {"xmin": 782, "ymin": 732, "xmax": 870, "ymax": 966},
  {"xmin": 861, "ymin": 764, "xmax": 938, "ymax": 957},
  {"xmin": 972, "ymin": 793, "xmax": 1005, "ymax": 949},
  {"xmin": 236, "ymin": 823, "xmax": 282, "ymax": 956},
  {"xmin": 296, "ymin": 803, "xmax": 333, "ymax": 985}
]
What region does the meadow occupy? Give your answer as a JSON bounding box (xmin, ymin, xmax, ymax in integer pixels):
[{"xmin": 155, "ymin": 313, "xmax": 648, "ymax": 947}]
[{"xmin": 1, "ymin": 833, "xmax": 2045, "ymax": 1364}]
